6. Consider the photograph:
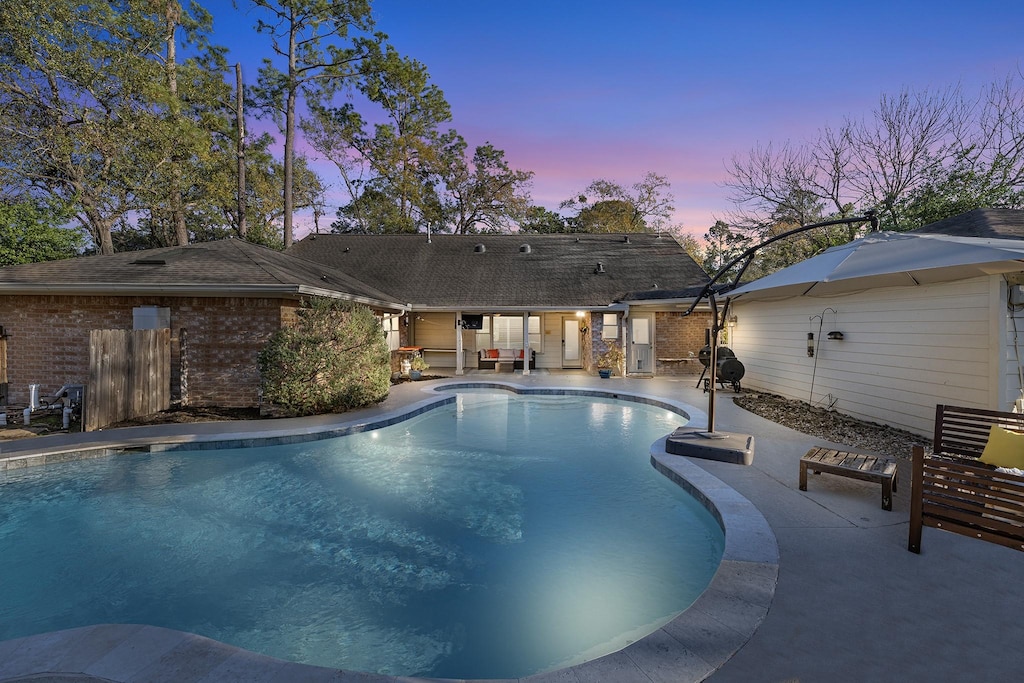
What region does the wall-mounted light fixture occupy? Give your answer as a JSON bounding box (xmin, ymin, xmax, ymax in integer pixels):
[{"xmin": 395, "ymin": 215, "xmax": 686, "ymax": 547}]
[
  {"xmin": 728, "ymin": 315, "xmax": 738, "ymax": 329},
  {"xmin": 575, "ymin": 311, "xmax": 586, "ymax": 318},
  {"xmin": 807, "ymin": 332, "xmax": 815, "ymax": 357}
]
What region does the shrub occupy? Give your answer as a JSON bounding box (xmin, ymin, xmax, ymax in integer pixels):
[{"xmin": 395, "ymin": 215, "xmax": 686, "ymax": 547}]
[
  {"xmin": 597, "ymin": 344, "xmax": 625, "ymax": 375},
  {"xmin": 258, "ymin": 298, "xmax": 391, "ymax": 416}
]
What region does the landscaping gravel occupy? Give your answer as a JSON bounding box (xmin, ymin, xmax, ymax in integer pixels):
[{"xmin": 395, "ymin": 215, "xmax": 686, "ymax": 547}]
[{"xmin": 732, "ymin": 391, "xmax": 927, "ymax": 459}]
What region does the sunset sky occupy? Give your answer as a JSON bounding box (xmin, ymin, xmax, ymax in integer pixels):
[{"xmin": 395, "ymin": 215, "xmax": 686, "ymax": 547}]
[{"xmin": 204, "ymin": 0, "xmax": 1024, "ymax": 238}]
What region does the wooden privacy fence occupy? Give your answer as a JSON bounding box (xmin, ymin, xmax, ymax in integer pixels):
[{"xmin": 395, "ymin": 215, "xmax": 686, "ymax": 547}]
[
  {"xmin": 0, "ymin": 331, "xmax": 8, "ymax": 404},
  {"xmin": 86, "ymin": 329, "xmax": 170, "ymax": 431}
]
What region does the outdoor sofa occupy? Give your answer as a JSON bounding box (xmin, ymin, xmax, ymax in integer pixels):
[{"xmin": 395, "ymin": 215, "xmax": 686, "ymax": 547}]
[
  {"xmin": 478, "ymin": 348, "xmax": 535, "ymax": 370},
  {"xmin": 909, "ymin": 404, "xmax": 1024, "ymax": 553}
]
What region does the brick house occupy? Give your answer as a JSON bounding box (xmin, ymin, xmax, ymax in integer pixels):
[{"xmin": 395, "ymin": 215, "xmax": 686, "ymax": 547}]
[
  {"xmin": 0, "ymin": 233, "xmax": 715, "ymax": 411},
  {"xmin": 0, "ymin": 239, "xmax": 405, "ymax": 409}
]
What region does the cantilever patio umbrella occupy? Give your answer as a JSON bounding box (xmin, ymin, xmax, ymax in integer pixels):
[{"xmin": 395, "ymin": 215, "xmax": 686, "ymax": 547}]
[{"xmin": 728, "ymin": 231, "xmax": 1024, "ymax": 301}]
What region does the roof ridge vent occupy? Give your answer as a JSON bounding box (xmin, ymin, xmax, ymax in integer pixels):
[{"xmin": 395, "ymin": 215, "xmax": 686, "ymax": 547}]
[
  {"xmin": 594, "ymin": 261, "xmax": 605, "ymax": 274},
  {"xmin": 519, "ymin": 244, "xmax": 531, "ymax": 253},
  {"xmin": 474, "ymin": 243, "xmax": 486, "ymax": 253}
]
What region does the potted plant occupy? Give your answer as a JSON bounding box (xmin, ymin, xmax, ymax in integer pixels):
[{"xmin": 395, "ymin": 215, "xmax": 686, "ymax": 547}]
[
  {"xmin": 597, "ymin": 345, "xmax": 625, "ymax": 378},
  {"xmin": 409, "ymin": 356, "xmax": 429, "ymax": 380}
]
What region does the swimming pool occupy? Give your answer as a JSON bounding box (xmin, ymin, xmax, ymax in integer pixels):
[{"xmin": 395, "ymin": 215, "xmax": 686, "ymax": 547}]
[{"xmin": 0, "ymin": 391, "xmax": 724, "ymax": 679}]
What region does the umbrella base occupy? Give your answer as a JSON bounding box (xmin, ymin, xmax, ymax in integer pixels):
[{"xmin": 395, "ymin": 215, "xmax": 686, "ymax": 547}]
[{"xmin": 666, "ymin": 427, "xmax": 755, "ymax": 465}]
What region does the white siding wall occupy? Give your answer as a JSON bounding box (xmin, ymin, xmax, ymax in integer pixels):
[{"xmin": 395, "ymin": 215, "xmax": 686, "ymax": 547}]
[
  {"xmin": 729, "ymin": 276, "xmax": 998, "ymax": 436},
  {"xmin": 411, "ymin": 312, "xmax": 462, "ymax": 368}
]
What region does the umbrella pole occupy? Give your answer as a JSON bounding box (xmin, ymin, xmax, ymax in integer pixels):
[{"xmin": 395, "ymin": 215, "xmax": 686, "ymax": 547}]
[
  {"xmin": 666, "ymin": 291, "xmax": 750, "ymax": 462},
  {"xmin": 668, "ymin": 211, "xmax": 877, "ymax": 464},
  {"xmin": 702, "ymin": 293, "xmax": 731, "ymax": 437}
]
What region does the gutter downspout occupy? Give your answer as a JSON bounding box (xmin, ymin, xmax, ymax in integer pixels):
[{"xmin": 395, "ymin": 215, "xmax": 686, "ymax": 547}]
[
  {"xmin": 522, "ymin": 311, "xmax": 531, "ymax": 376},
  {"xmin": 456, "ymin": 311, "xmax": 465, "ymax": 376}
]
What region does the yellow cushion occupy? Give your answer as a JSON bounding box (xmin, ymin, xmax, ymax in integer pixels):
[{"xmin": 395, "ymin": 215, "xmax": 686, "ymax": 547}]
[{"xmin": 979, "ymin": 425, "xmax": 1024, "ymax": 468}]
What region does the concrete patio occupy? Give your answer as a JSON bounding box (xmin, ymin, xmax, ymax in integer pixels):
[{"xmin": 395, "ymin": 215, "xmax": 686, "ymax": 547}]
[{"xmin": 1, "ymin": 373, "xmax": 1021, "ymax": 682}]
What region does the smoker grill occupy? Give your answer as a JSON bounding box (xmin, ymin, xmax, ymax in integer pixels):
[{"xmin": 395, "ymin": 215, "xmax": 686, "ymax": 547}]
[{"xmin": 696, "ymin": 345, "xmax": 745, "ymax": 393}]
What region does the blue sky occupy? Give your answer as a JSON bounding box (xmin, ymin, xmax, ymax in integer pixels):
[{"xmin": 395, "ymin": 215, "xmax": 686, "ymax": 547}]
[{"xmin": 204, "ymin": 0, "xmax": 1024, "ymax": 237}]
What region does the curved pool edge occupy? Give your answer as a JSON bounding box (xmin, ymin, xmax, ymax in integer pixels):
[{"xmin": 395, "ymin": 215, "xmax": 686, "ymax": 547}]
[
  {"xmin": 0, "ymin": 381, "xmax": 777, "ymax": 683},
  {"xmin": 522, "ymin": 425, "xmax": 779, "ymax": 683},
  {"xmin": 426, "ymin": 378, "xmax": 711, "ymax": 431},
  {"xmin": 0, "ymin": 394, "xmax": 457, "ymax": 471}
]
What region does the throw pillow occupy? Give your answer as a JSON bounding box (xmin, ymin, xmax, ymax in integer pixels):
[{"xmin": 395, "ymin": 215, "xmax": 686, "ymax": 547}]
[{"xmin": 979, "ymin": 425, "xmax": 1024, "ymax": 469}]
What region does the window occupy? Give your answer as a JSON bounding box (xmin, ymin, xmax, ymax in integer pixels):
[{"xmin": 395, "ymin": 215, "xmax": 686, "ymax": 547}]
[
  {"xmin": 602, "ymin": 313, "xmax": 619, "ymax": 340},
  {"xmin": 381, "ymin": 314, "xmax": 401, "ymax": 351},
  {"xmin": 477, "ymin": 315, "xmax": 541, "ymax": 350},
  {"xmin": 474, "ymin": 315, "xmax": 492, "ymax": 350}
]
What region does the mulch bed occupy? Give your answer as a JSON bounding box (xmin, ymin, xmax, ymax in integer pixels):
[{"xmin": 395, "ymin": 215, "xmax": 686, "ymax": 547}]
[
  {"xmin": 105, "ymin": 406, "xmax": 262, "ymax": 428},
  {"xmin": 732, "ymin": 391, "xmax": 926, "ymax": 460}
]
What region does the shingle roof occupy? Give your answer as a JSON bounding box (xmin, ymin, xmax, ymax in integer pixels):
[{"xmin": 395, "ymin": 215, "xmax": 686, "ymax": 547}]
[
  {"xmin": 0, "ymin": 238, "xmax": 401, "ymax": 306},
  {"xmin": 622, "ymin": 284, "xmax": 720, "ymax": 302},
  {"xmin": 910, "ymin": 208, "xmax": 1024, "ymax": 239},
  {"xmin": 286, "ymin": 233, "xmax": 710, "ymax": 308}
]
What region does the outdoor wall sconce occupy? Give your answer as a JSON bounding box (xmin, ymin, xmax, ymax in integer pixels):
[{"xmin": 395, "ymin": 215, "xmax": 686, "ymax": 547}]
[
  {"xmin": 827, "ymin": 331, "xmax": 844, "ymax": 340},
  {"xmin": 728, "ymin": 315, "xmax": 738, "ymax": 329},
  {"xmin": 807, "ymin": 332, "xmax": 815, "ymax": 357}
]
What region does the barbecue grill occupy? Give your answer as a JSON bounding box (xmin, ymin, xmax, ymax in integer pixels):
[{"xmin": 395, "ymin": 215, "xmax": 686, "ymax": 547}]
[{"xmin": 696, "ymin": 345, "xmax": 745, "ymax": 392}]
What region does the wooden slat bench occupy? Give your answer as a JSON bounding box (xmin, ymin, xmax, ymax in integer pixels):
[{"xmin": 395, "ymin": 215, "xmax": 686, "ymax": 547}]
[
  {"xmin": 909, "ymin": 404, "xmax": 1024, "ymax": 553},
  {"xmin": 799, "ymin": 447, "xmax": 898, "ymax": 511}
]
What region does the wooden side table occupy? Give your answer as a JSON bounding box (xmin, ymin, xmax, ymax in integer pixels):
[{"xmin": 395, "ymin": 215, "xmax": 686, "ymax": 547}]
[{"xmin": 799, "ymin": 447, "xmax": 898, "ymax": 511}]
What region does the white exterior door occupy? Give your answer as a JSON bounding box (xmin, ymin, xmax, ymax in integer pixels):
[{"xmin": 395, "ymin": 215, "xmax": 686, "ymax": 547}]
[
  {"xmin": 562, "ymin": 318, "xmax": 582, "ymax": 368},
  {"xmin": 629, "ymin": 315, "xmax": 653, "ymax": 374}
]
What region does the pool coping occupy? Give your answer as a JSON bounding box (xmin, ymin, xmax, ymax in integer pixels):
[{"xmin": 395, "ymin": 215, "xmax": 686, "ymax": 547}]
[
  {"xmin": 0, "ymin": 381, "xmax": 778, "ymax": 683},
  {"xmin": 0, "ymin": 394, "xmax": 458, "ymax": 471}
]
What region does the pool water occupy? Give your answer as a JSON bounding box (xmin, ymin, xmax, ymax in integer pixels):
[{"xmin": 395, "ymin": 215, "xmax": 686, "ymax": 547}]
[{"xmin": 0, "ymin": 392, "xmax": 724, "ymax": 679}]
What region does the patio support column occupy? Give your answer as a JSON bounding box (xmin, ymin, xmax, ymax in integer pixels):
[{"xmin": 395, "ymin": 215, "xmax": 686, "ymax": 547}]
[
  {"xmin": 521, "ymin": 311, "xmax": 530, "ymax": 376},
  {"xmin": 455, "ymin": 311, "xmax": 465, "ymax": 376}
]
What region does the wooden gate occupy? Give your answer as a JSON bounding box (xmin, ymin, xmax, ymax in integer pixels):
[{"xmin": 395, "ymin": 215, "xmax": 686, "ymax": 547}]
[
  {"xmin": 0, "ymin": 329, "xmax": 8, "ymax": 403},
  {"xmin": 86, "ymin": 329, "xmax": 171, "ymax": 431}
]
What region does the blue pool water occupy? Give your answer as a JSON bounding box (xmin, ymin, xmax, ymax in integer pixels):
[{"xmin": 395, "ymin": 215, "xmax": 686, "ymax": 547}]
[{"xmin": 0, "ymin": 392, "xmax": 724, "ymax": 679}]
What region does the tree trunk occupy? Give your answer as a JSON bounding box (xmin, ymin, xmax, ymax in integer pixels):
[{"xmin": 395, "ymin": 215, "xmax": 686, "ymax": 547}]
[
  {"xmin": 282, "ymin": 17, "xmax": 297, "ymax": 249},
  {"xmin": 165, "ymin": 2, "xmax": 188, "ymax": 246},
  {"xmin": 81, "ymin": 203, "xmax": 115, "ymax": 255},
  {"xmin": 236, "ymin": 62, "xmax": 247, "ymax": 239},
  {"xmin": 284, "ymin": 89, "xmax": 295, "ymax": 248}
]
